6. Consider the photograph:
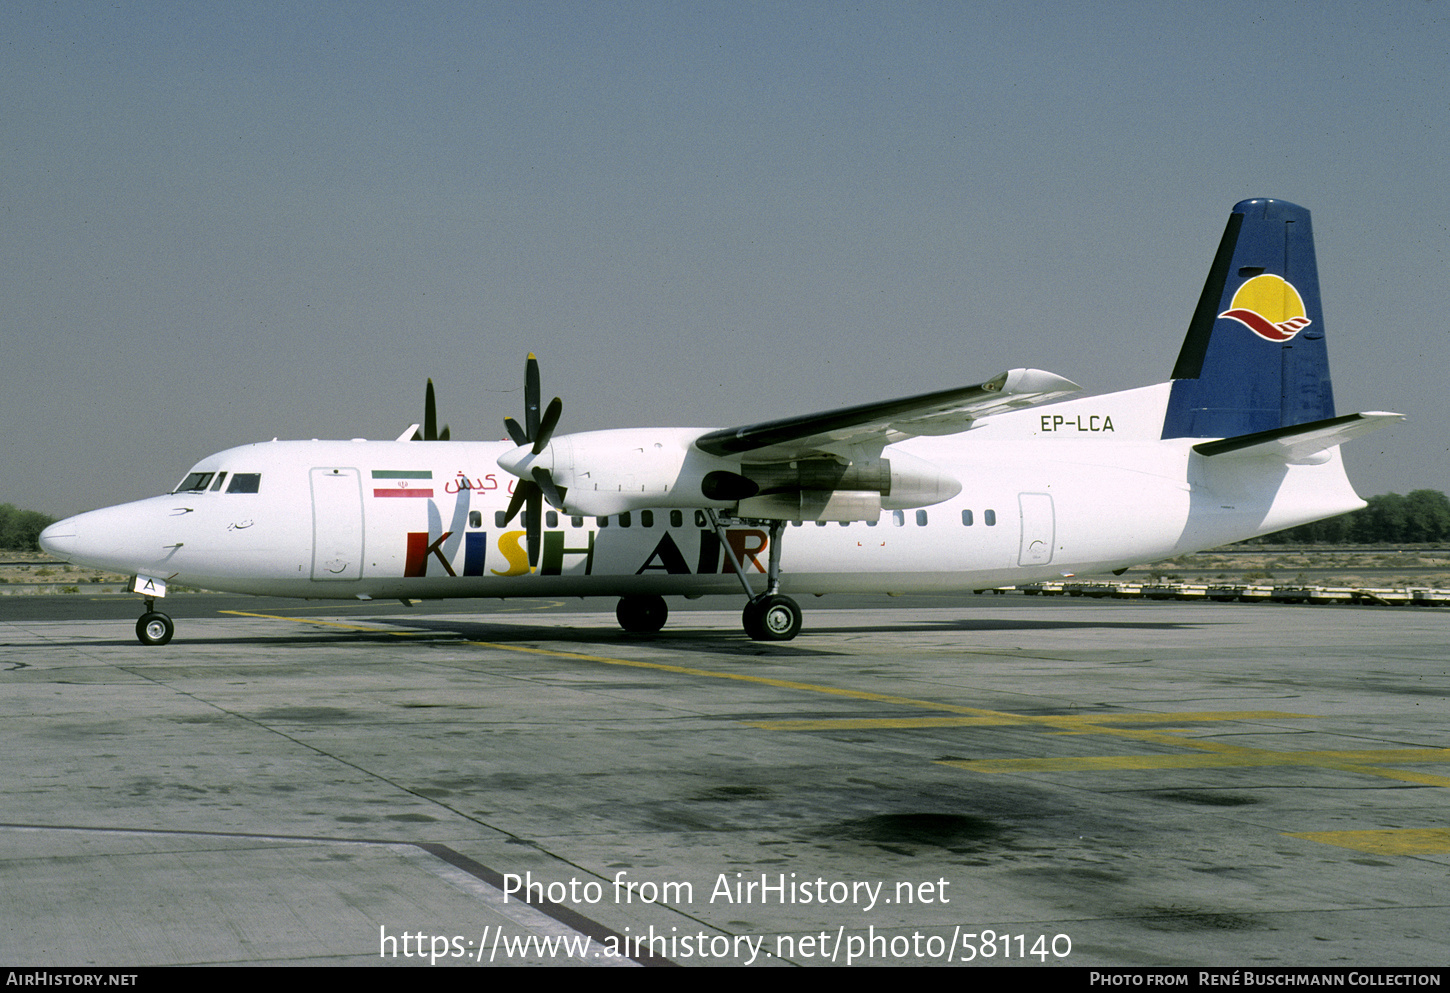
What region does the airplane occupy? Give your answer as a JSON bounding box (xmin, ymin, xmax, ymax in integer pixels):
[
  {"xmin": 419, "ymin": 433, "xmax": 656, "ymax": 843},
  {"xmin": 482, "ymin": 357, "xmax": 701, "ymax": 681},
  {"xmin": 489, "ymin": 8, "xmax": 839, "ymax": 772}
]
[{"xmin": 39, "ymin": 199, "xmax": 1401, "ymax": 646}]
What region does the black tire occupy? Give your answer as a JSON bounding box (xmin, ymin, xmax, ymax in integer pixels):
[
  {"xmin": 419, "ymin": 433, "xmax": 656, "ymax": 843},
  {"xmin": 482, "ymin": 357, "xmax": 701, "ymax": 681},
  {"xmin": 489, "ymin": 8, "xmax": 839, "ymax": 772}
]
[
  {"xmin": 616, "ymin": 594, "xmax": 668, "ymax": 634},
  {"xmin": 743, "ymin": 594, "xmax": 802, "ymax": 641},
  {"xmin": 136, "ymin": 612, "xmax": 174, "ymax": 646}
]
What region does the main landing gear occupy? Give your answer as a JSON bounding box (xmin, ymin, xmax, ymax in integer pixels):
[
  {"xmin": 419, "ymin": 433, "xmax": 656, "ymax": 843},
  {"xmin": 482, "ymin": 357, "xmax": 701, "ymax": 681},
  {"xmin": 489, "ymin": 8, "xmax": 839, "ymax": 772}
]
[
  {"xmin": 742, "ymin": 593, "xmax": 802, "ymax": 641},
  {"xmin": 136, "ymin": 598, "xmax": 174, "ymax": 646},
  {"xmin": 711, "ymin": 511, "xmax": 802, "ymax": 642},
  {"xmin": 610, "ymin": 515, "xmax": 804, "ymax": 641},
  {"xmin": 616, "ymin": 594, "xmax": 669, "ymax": 634},
  {"xmin": 613, "ymin": 589, "xmax": 802, "ymax": 640}
]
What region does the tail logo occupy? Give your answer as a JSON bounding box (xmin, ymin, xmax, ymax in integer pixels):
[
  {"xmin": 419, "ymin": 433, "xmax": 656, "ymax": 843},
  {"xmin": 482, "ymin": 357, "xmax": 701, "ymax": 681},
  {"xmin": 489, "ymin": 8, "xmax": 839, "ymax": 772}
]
[{"xmin": 1218, "ymin": 274, "xmax": 1313, "ymax": 342}]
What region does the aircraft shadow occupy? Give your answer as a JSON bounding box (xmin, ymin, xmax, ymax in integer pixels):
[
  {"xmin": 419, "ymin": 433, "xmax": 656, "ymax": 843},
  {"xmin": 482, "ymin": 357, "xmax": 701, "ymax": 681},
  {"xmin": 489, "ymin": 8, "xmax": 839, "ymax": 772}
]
[
  {"xmin": 362, "ymin": 614, "xmax": 1203, "ymax": 659},
  {"xmin": 23, "ymin": 613, "xmax": 1201, "ymax": 655}
]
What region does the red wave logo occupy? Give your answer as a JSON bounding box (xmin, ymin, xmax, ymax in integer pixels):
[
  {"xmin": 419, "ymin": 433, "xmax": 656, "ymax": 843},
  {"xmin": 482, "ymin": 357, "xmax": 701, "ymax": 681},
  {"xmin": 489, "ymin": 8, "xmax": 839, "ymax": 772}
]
[
  {"xmin": 1218, "ymin": 309, "xmax": 1312, "ymax": 342},
  {"xmin": 1218, "ymin": 274, "xmax": 1312, "ymax": 342}
]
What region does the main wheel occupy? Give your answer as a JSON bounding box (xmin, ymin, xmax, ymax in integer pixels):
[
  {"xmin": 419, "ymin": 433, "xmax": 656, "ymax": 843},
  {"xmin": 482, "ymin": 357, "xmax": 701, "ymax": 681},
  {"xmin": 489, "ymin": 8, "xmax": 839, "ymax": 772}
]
[
  {"xmin": 742, "ymin": 594, "xmax": 802, "ymax": 641},
  {"xmin": 136, "ymin": 611, "xmax": 174, "ymax": 646},
  {"xmin": 616, "ymin": 594, "xmax": 668, "ymax": 634}
]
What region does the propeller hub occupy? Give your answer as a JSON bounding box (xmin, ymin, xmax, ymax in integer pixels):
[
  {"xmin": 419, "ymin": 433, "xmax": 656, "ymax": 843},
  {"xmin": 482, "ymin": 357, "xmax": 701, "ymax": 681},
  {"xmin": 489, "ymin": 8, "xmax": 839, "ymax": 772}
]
[{"xmin": 496, "ymin": 444, "xmax": 547, "ymax": 478}]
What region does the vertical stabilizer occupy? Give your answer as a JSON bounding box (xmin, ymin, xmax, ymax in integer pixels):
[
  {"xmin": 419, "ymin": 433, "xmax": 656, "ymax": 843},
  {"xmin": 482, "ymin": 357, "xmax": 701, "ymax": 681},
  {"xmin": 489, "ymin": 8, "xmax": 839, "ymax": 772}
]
[{"xmin": 1162, "ymin": 199, "xmax": 1334, "ymax": 439}]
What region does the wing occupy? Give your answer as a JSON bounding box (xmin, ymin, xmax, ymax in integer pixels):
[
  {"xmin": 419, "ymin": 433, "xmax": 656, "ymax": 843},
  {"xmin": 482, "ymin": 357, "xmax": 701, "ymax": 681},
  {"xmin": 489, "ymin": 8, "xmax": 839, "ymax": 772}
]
[{"xmin": 692, "ymin": 368, "xmax": 1080, "ymax": 462}]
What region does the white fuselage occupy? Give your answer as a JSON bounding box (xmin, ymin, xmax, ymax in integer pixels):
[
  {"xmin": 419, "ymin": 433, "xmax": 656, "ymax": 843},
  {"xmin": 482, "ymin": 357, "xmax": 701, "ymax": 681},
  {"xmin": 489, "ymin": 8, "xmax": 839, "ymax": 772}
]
[{"xmin": 40, "ymin": 383, "xmax": 1365, "ymax": 601}]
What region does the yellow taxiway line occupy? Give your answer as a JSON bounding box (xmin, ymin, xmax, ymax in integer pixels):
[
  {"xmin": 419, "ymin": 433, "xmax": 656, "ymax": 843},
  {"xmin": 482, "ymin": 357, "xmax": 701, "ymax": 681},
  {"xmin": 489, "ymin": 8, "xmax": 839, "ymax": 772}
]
[{"xmin": 226, "ymin": 609, "xmax": 1450, "ymax": 794}]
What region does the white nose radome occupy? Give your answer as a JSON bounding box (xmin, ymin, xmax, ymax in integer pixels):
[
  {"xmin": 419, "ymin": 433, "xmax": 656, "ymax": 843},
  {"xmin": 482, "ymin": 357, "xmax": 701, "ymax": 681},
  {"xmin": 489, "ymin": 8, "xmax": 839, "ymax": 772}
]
[
  {"xmin": 38, "ymin": 517, "xmax": 79, "ymax": 559},
  {"xmin": 34, "ymin": 497, "xmax": 188, "ymax": 575}
]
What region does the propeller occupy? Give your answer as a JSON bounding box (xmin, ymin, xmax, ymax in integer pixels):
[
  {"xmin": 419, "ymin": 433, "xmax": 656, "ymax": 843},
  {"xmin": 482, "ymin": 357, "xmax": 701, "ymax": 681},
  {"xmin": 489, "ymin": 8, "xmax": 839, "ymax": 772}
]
[
  {"xmin": 411, "ymin": 379, "xmax": 451, "ymax": 441},
  {"xmin": 499, "ymin": 354, "xmax": 565, "ymax": 567}
]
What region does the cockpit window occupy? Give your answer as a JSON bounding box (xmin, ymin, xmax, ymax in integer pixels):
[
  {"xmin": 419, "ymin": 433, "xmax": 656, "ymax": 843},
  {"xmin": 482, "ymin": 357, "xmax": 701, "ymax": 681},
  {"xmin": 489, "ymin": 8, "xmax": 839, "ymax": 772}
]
[
  {"xmin": 172, "ymin": 471, "xmax": 260, "ymax": 494},
  {"xmin": 175, "ymin": 472, "xmax": 215, "ymax": 493}
]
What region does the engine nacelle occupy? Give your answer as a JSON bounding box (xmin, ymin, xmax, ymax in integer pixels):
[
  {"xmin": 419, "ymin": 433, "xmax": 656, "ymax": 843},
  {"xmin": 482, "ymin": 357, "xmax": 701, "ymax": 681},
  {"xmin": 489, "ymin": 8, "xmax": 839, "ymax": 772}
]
[
  {"xmin": 877, "ymin": 450, "xmax": 963, "ymax": 510},
  {"xmin": 508, "ymin": 427, "xmax": 737, "ymax": 517},
  {"xmin": 737, "ymin": 490, "xmax": 883, "ymax": 522},
  {"xmin": 499, "ymin": 429, "xmax": 961, "ymax": 519},
  {"xmin": 733, "ymin": 451, "xmax": 960, "ymax": 511}
]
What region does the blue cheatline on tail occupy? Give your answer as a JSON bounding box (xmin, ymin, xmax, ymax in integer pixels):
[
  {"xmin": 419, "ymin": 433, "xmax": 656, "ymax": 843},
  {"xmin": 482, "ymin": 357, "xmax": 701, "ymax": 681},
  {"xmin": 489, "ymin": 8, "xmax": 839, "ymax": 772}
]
[{"xmin": 1162, "ymin": 198, "xmax": 1334, "ymax": 439}]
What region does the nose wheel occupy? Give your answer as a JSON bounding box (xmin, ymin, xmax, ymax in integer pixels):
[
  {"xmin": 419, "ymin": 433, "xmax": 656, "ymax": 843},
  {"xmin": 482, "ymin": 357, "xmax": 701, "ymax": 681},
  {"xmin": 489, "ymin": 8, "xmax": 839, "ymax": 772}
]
[
  {"xmin": 136, "ymin": 610, "xmax": 174, "ymax": 646},
  {"xmin": 135, "ymin": 596, "xmax": 174, "ymax": 646}
]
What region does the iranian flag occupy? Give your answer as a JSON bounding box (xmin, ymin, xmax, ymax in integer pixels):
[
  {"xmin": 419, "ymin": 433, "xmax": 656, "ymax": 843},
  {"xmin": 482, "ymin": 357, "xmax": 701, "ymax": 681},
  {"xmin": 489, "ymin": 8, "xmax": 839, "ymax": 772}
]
[{"xmin": 372, "ymin": 470, "xmax": 433, "ymax": 498}]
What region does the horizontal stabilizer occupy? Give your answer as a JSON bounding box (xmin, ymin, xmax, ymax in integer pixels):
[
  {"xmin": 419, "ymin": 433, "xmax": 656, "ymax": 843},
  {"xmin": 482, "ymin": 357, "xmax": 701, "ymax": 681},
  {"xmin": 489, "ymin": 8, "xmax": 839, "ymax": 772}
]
[
  {"xmin": 695, "ymin": 368, "xmax": 1080, "ymax": 462},
  {"xmin": 1192, "ymin": 411, "xmax": 1403, "ymax": 463}
]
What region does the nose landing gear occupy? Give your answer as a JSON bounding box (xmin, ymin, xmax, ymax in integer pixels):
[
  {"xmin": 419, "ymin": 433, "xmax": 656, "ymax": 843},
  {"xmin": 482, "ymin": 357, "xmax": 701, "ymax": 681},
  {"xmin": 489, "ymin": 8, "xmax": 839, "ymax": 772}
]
[{"xmin": 136, "ymin": 597, "xmax": 174, "ymax": 646}]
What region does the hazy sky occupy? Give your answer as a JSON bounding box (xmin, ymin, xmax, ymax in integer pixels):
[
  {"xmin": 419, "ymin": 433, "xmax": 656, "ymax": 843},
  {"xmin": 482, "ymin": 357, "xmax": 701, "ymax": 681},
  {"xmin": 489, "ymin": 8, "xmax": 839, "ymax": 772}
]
[{"xmin": 6, "ymin": 1, "xmax": 1447, "ymax": 517}]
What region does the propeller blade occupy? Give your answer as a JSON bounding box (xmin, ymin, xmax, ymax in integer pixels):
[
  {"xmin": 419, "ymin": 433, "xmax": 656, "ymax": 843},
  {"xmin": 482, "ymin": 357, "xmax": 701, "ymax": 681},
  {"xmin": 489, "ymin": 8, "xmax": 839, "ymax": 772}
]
[
  {"xmin": 525, "ymin": 353, "xmax": 541, "ymax": 441},
  {"xmin": 532, "ymin": 397, "xmax": 563, "ymax": 455},
  {"xmin": 532, "ymin": 465, "xmax": 566, "ymax": 508},
  {"xmin": 424, "ymin": 379, "xmax": 439, "ymax": 441},
  {"xmin": 525, "ymin": 486, "xmax": 542, "ymax": 567},
  {"xmin": 439, "ymin": 424, "xmax": 450, "ymax": 441},
  {"xmin": 499, "ymin": 354, "xmax": 564, "ymax": 556},
  {"xmin": 503, "ymin": 416, "xmax": 529, "ymax": 447},
  {"xmin": 502, "ymin": 480, "xmax": 536, "ymax": 526}
]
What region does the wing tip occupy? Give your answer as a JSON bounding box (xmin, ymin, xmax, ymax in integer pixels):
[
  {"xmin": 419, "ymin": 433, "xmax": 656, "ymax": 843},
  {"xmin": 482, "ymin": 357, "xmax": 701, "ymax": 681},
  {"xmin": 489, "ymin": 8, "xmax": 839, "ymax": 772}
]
[{"xmin": 1000, "ymin": 368, "xmax": 1083, "ymax": 396}]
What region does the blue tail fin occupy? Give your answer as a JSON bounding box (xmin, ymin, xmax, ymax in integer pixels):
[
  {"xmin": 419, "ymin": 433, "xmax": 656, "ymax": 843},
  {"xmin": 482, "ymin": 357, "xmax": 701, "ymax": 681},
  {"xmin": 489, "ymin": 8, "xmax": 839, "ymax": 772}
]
[{"xmin": 1161, "ymin": 199, "xmax": 1334, "ymax": 439}]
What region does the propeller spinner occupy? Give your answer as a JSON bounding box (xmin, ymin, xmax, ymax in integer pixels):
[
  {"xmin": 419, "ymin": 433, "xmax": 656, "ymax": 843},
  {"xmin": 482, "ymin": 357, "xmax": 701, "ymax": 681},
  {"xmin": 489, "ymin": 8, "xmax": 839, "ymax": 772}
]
[{"xmin": 499, "ymin": 354, "xmax": 565, "ymax": 567}]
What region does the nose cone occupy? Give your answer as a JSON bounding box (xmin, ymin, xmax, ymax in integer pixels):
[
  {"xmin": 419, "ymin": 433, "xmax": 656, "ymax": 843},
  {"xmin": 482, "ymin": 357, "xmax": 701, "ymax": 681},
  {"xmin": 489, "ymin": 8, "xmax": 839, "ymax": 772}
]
[
  {"xmin": 34, "ymin": 497, "xmax": 185, "ymax": 574},
  {"xmin": 39, "ymin": 517, "xmax": 79, "ymax": 560}
]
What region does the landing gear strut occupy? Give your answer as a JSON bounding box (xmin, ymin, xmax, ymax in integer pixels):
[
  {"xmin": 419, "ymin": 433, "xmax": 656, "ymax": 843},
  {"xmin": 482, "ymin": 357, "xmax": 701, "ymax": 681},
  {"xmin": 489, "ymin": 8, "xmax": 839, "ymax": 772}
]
[
  {"xmin": 709, "ymin": 511, "xmax": 802, "ymax": 641},
  {"xmin": 136, "ymin": 597, "xmax": 174, "ymax": 646}
]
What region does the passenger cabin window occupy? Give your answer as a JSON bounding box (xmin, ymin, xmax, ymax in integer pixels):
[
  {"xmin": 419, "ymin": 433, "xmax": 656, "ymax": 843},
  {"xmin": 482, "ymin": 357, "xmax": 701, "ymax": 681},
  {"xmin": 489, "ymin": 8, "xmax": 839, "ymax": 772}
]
[
  {"xmin": 546, "ymin": 511, "xmax": 558, "ymax": 528},
  {"xmin": 985, "ymin": 509, "xmax": 997, "ymax": 526},
  {"xmin": 640, "ymin": 510, "xmax": 653, "ymax": 528},
  {"xmin": 670, "ymin": 510, "xmax": 683, "ymax": 528},
  {"xmin": 916, "ymin": 510, "xmax": 928, "ymax": 526},
  {"xmin": 962, "ymin": 509, "xmax": 974, "ymax": 526},
  {"xmin": 469, "ymin": 511, "xmax": 483, "ymax": 528},
  {"xmin": 892, "ymin": 510, "xmax": 905, "ymax": 527},
  {"xmin": 226, "ymin": 473, "xmax": 261, "ymax": 493}
]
